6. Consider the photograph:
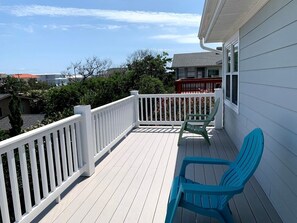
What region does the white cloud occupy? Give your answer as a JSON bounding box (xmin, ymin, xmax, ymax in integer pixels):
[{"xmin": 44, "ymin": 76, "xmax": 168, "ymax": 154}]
[
  {"xmin": 151, "ymin": 34, "xmax": 199, "ymax": 44},
  {"xmin": 42, "ymin": 24, "xmax": 122, "ymax": 31},
  {"xmin": 1, "ymin": 5, "xmax": 201, "ymax": 27},
  {"xmin": 13, "ymin": 24, "xmax": 34, "ymax": 33}
]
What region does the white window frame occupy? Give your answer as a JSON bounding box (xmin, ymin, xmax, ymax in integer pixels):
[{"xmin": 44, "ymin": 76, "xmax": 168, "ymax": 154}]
[{"xmin": 224, "ymin": 32, "xmax": 239, "ymax": 113}]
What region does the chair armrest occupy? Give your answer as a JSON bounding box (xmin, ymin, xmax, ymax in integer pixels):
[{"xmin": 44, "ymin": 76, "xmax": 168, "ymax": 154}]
[
  {"xmin": 186, "ymin": 114, "xmax": 208, "ymax": 120},
  {"xmin": 187, "ymin": 114, "xmax": 208, "ymax": 118},
  {"xmin": 185, "ymin": 119, "xmax": 210, "ymax": 123},
  {"xmin": 179, "ymin": 157, "xmax": 231, "ymax": 177},
  {"xmin": 180, "ymin": 183, "xmax": 243, "ymax": 195}
]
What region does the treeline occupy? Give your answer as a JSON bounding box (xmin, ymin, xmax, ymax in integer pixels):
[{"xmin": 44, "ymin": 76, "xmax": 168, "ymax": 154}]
[
  {"xmin": 43, "ymin": 50, "xmax": 174, "ymax": 120},
  {"xmin": 0, "ymin": 50, "xmax": 175, "ymax": 140}
]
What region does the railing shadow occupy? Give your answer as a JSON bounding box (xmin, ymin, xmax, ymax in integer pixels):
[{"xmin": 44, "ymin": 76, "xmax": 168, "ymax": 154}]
[{"xmin": 133, "ymin": 126, "xmax": 181, "ymax": 133}]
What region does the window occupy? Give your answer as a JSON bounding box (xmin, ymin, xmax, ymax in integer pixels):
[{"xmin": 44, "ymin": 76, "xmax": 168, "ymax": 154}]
[
  {"xmin": 187, "ymin": 67, "xmax": 196, "ymax": 78},
  {"xmin": 207, "ymin": 68, "xmax": 219, "ymax": 78},
  {"xmin": 226, "ymin": 75, "xmax": 230, "ymax": 100},
  {"xmin": 178, "ymin": 68, "xmax": 185, "ymax": 78},
  {"xmin": 197, "ymin": 69, "xmax": 204, "ymax": 78},
  {"xmin": 225, "ymin": 37, "xmax": 239, "ymax": 112}
]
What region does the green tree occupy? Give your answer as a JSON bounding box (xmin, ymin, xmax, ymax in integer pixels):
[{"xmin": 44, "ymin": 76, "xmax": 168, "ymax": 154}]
[
  {"xmin": 0, "ymin": 76, "xmax": 28, "ymax": 93},
  {"xmin": 27, "ymin": 78, "xmax": 51, "ymax": 90},
  {"xmin": 8, "ymin": 92, "xmax": 23, "ymax": 136},
  {"xmin": 139, "ymin": 76, "xmax": 165, "ymax": 94},
  {"xmin": 126, "ymin": 50, "xmax": 172, "ymax": 92},
  {"xmin": 44, "ymin": 83, "xmax": 81, "ymax": 118},
  {"xmin": 0, "ymin": 129, "xmax": 9, "ymax": 141}
]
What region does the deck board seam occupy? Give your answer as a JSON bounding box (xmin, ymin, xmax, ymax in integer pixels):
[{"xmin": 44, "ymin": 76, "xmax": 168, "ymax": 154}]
[
  {"xmin": 121, "ymin": 132, "xmax": 168, "ymax": 222},
  {"xmin": 105, "ymin": 132, "xmax": 166, "ymax": 222},
  {"xmin": 46, "ymin": 131, "xmax": 141, "ymax": 222},
  {"xmin": 135, "ymin": 133, "xmax": 171, "ymax": 222},
  {"xmin": 62, "ymin": 132, "xmax": 151, "ymax": 222},
  {"xmin": 80, "ymin": 132, "xmax": 163, "ymax": 222}
]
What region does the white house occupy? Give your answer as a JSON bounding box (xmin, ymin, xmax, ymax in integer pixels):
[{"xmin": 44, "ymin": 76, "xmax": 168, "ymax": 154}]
[
  {"xmin": 199, "ymin": 0, "xmax": 297, "ymax": 222},
  {"xmin": 38, "ymin": 73, "xmax": 84, "ymax": 86},
  {"xmin": 172, "ymin": 52, "xmax": 222, "ymax": 79},
  {"xmin": 38, "ymin": 73, "xmax": 68, "ymax": 86}
]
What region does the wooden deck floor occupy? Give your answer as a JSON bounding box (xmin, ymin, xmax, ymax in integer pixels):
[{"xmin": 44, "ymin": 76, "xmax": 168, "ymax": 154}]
[{"xmin": 36, "ymin": 127, "xmax": 283, "ymax": 223}]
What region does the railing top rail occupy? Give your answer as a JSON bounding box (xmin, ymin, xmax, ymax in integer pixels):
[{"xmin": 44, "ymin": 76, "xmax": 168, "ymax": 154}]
[
  {"xmin": 139, "ymin": 93, "xmax": 215, "ymax": 98},
  {"xmin": 0, "ymin": 114, "xmax": 81, "ymax": 150},
  {"xmin": 175, "ymin": 77, "xmax": 222, "ymax": 83},
  {"xmin": 91, "ymin": 95, "xmax": 134, "ymax": 114}
]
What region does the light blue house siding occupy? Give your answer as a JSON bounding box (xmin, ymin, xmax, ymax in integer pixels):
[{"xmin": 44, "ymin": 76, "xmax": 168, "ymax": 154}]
[{"xmin": 224, "ymin": 0, "xmax": 297, "ymax": 222}]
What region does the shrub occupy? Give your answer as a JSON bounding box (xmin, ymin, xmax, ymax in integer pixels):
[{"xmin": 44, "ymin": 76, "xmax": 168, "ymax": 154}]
[{"xmin": 139, "ymin": 76, "xmax": 165, "ymax": 94}]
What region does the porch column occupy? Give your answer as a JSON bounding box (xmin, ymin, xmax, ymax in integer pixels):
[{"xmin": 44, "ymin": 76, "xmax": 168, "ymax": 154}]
[
  {"xmin": 74, "ymin": 105, "xmax": 95, "ymax": 176},
  {"xmin": 214, "ymin": 88, "xmax": 223, "ymax": 129},
  {"xmin": 130, "ymin": 90, "xmax": 140, "ymax": 128}
]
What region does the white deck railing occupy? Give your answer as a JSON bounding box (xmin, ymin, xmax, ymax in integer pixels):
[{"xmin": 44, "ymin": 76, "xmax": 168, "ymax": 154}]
[
  {"xmin": 0, "ymin": 89, "xmax": 222, "ymax": 223},
  {"xmin": 138, "ymin": 93, "xmax": 215, "ymax": 125},
  {"xmin": 0, "ymin": 115, "xmax": 84, "ymax": 223},
  {"xmin": 91, "ymin": 96, "xmax": 135, "ymax": 162}
]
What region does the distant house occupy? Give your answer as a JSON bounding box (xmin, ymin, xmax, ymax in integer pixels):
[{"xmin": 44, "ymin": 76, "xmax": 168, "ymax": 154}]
[
  {"xmin": 171, "ymin": 52, "xmax": 222, "ymax": 79},
  {"xmin": 0, "ymin": 94, "xmax": 32, "ymax": 120},
  {"xmin": 12, "ymin": 73, "xmax": 39, "ymax": 81},
  {"xmin": 38, "ymin": 73, "xmax": 68, "ymax": 86},
  {"xmin": 0, "ymin": 93, "xmax": 43, "ymax": 131},
  {"xmin": 0, "ymin": 114, "xmax": 44, "ymax": 131},
  {"xmin": 0, "ymin": 94, "xmax": 11, "ymax": 119},
  {"xmin": 199, "ymin": 0, "xmax": 297, "ymax": 222},
  {"xmin": 38, "ymin": 73, "xmax": 85, "ymax": 86}
]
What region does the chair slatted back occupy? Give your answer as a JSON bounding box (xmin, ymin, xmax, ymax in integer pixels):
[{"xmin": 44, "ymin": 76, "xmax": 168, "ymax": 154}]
[
  {"xmin": 202, "ymin": 98, "xmax": 220, "ymax": 128},
  {"xmin": 218, "ymin": 128, "xmax": 264, "ymax": 207}
]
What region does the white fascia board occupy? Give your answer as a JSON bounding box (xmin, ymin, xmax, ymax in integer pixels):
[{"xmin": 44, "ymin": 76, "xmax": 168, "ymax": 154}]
[{"xmin": 199, "ymin": 0, "xmax": 270, "ymax": 43}]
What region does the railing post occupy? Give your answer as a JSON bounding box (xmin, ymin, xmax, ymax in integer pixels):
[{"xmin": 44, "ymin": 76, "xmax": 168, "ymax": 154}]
[
  {"xmin": 130, "ymin": 90, "xmax": 140, "ymax": 128},
  {"xmin": 74, "ymin": 105, "xmax": 95, "ymax": 176},
  {"xmin": 214, "ymin": 88, "xmax": 223, "ymax": 129}
]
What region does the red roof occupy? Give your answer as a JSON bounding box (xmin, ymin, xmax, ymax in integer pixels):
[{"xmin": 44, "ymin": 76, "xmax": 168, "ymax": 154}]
[{"xmin": 12, "ymin": 74, "xmax": 39, "ymax": 79}]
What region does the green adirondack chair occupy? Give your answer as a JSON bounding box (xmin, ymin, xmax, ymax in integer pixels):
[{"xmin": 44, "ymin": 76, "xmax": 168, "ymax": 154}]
[
  {"xmin": 165, "ymin": 128, "xmax": 264, "ymax": 223},
  {"xmin": 178, "ymin": 98, "xmax": 220, "ymax": 145}
]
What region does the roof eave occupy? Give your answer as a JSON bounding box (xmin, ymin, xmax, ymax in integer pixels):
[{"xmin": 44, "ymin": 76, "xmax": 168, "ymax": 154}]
[{"xmin": 199, "ymin": 0, "xmax": 270, "ymax": 43}]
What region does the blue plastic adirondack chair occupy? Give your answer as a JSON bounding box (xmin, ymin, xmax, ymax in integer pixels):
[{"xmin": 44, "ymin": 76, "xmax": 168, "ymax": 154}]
[
  {"xmin": 178, "ymin": 98, "xmax": 220, "ymax": 145},
  {"xmin": 165, "ymin": 128, "xmax": 264, "ymax": 223}
]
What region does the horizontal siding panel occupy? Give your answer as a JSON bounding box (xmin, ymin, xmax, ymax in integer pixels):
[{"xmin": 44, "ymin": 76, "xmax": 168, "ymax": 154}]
[
  {"xmin": 240, "ymin": 43, "xmax": 297, "ymax": 71},
  {"xmin": 240, "ymin": 0, "xmax": 292, "ymax": 37},
  {"xmin": 264, "ymin": 147, "xmax": 297, "ymax": 198},
  {"xmin": 241, "ymin": 20, "xmax": 297, "ymax": 60},
  {"xmin": 245, "ymin": 108, "xmax": 297, "ymax": 175},
  {"xmin": 240, "ymin": 0, "xmax": 296, "ymax": 48},
  {"xmin": 240, "ymin": 67, "xmax": 297, "ymax": 89},
  {"xmin": 240, "ymin": 82, "xmax": 297, "ymax": 113},
  {"xmin": 253, "ymin": 167, "xmax": 271, "ymax": 200},
  {"xmin": 240, "ymin": 97, "xmax": 297, "ymax": 156},
  {"xmin": 240, "ymin": 92, "xmax": 297, "ymax": 135},
  {"xmin": 260, "ymin": 156, "xmax": 297, "ymax": 221},
  {"xmin": 224, "ymin": 106, "xmax": 246, "ymax": 149},
  {"xmin": 225, "ymin": 0, "xmax": 297, "ymax": 222},
  {"xmin": 269, "ymin": 185, "xmax": 297, "ymax": 223},
  {"xmin": 232, "ymin": 97, "xmax": 297, "ymax": 185},
  {"xmin": 264, "ymin": 131, "xmax": 297, "ymax": 177}
]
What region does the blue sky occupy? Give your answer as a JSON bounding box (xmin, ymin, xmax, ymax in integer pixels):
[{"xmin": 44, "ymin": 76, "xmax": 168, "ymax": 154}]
[{"xmin": 0, "ymin": 0, "xmax": 209, "ymax": 74}]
